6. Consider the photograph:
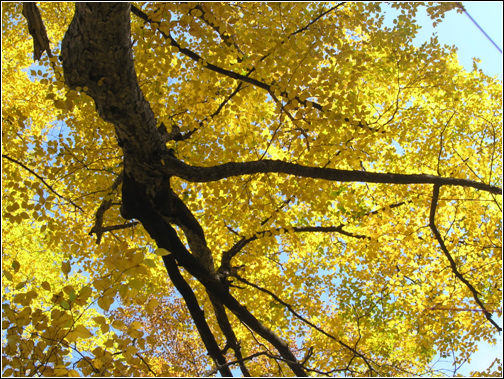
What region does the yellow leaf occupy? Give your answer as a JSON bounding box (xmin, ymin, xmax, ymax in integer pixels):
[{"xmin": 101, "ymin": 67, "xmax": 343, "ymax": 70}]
[
  {"xmin": 93, "ymin": 316, "xmax": 106, "ymax": 325},
  {"xmin": 93, "ymin": 278, "xmax": 111, "ymax": 292},
  {"xmin": 12, "ymin": 260, "xmax": 21, "ymax": 273},
  {"xmin": 144, "ymin": 258, "xmax": 157, "ymax": 268},
  {"xmin": 53, "ymin": 99, "xmax": 65, "ymax": 109},
  {"xmin": 66, "ymin": 325, "xmax": 93, "ymax": 343},
  {"xmin": 112, "ymin": 319, "xmax": 126, "ymax": 330},
  {"xmin": 154, "ymin": 248, "xmax": 171, "ymax": 256},
  {"xmin": 129, "ymin": 321, "xmax": 142, "ymax": 330},
  {"xmin": 74, "ymin": 324, "xmax": 93, "ymax": 337},
  {"xmin": 61, "ymin": 260, "xmax": 71, "ymax": 276},
  {"xmin": 145, "ymin": 298, "xmax": 160, "ymax": 315},
  {"xmin": 4, "ymin": 271, "xmax": 13, "ymax": 281},
  {"xmin": 97, "ymin": 295, "xmax": 114, "ymax": 311}
]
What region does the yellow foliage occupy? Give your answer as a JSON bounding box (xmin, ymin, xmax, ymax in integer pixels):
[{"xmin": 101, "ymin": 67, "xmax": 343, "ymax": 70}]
[{"xmin": 2, "ymin": 2, "xmax": 501, "ymax": 377}]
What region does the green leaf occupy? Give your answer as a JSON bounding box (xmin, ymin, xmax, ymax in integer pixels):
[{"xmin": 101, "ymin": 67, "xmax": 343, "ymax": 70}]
[{"xmin": 69, "ymin": 291, "xmax": 77, "ymax": 302}]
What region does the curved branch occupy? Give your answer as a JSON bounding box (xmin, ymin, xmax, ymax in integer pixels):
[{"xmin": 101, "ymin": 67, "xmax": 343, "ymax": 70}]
[
  {"xmin": 220, "ymin": 225, "xmax": 367, "ymax": 274},
  {"xmin": 429, "ymin": 184, "xmax": 502, "ymax": 332},
  {"xmin": 161, "ymin": 155, "xmax": 502, "ymax": 194},
  {"xmin": 221, "ymin": 200, "xmax": 420, "ymax": 271},
  {"xmin": 204, "ymin": 351, "xmax": 269, "ymax": 377}
]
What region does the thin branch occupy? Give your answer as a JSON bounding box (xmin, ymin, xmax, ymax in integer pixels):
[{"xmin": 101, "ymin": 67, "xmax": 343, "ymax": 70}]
[
  {"xmin": 208, "ymin": 294, "xmax": 252, "ymax": 377},
  {"xmin": 437, "ymin": 111, "xmax": 456, "ymax": 176},
  {"xmin": 220, "ymin": 223, "xmax": 367, "ymax": 273},
  {"xmin": 131, "ymin": 4, "xmax": 383, "ymax": 135},
  {"xmin": 134, "ymin": 352, "xmax": 158, "ymax": 377},
  {"xmin": 99, "ymin": 222, "xmax": 139, "ymax": 233},
  {"xmin": 203, "ymin": 351, "xmax": 269, "ymax": 377},
  {"xmin": 429, "ymin": 184, "xmax": 502, "ymax": 332},
  {"xmin": 221, "ymin": 200, "xmax": 415, "ymax": 271},
  {"xmin": 130, "ymin": 5, "xmax": 324, "ymax": 112},
  {"xmin": 235, "ymin": 275, "xmax": 379, "ymax": 375},
  {"xmin": 292, "ymin": 225, "xmax": 368, "ymax": 239},
  {"xmin": 188, "ymin": 3, "xmax": 245, "ymax": 56},
  {"xmin": 2, "ymin": 154, "xmax": 84, "ymax": 212},
  {"xmin": 89, "ymin": 172, "xmax": 125, "ymax": 244},
  {"xmin": 289, "ymin": 3, "xmax": 346, "ymax": 38}
]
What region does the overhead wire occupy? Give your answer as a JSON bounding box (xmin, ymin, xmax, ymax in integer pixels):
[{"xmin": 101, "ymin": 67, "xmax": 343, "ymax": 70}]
[{"xmin": 455, "ymin": 2, "xmax": 502, "ymax": 54}]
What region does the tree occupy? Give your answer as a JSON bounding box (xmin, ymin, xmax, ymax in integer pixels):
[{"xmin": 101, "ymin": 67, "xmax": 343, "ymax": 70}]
[{"xmin": 2, "ymin": 2, "xmax": 502, "ymax": 377}]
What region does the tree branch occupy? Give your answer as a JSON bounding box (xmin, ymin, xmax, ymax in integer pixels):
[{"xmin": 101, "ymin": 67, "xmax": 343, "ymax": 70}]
[
  {"xmin": 2, "ymin": 154, "xmax": 84, "ymax": 212},
  {"xmin": 160, "ymin": 155, "xmax": 502, "ymax": 194},
  {"xmin": 130, "ymin": 5, "xmax": 325, "ymax": 112},
  {"xmin": 208, "ymin": 294, "xmax": 252, "ymax": 376},
  {"xmin": 161, "ymin": 254, "xmax": 233, "ymax": 377},
  {"xmin": 131, "ymin": 3, "xmax": 382, "ymax": 134},
  {"xmin": 220, "ymin": 224, "xmax": 368, "ymax": 275},
  {"xmin": 89, "ymin": 172, "xmax": 125, "ymax": 244},
  {"xmin": 289, "ymin": 3, "xmax": 346, "ymax": 38},
  {"xmin": 429, "ymin": 184, "xmax": 502, "ymax": 332},
  {"xmin": 236, "ymin": 275, "xmax": 379, "ymax": 375},
  {"xmin": 22, "ymin": 2, "xmax": 53, "ymax": 61},
  {"xmin": 188, "ymin": 3, "xmax": 245, "ymax": 56}
]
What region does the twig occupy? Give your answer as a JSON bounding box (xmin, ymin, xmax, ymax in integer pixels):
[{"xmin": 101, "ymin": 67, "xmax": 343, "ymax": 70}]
[
  {"xmin": 429, "ymin": 184, "xmax": 502, "ymax": 332},
  {"xmin": 2, "ymin": 154, "xmax": 84, "ymax": 212}
]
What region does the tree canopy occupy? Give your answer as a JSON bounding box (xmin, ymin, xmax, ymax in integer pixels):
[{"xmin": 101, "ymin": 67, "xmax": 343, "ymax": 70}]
[{"xmin": 2, "ymin": 2, "xmax": 502, "ymax": 377}]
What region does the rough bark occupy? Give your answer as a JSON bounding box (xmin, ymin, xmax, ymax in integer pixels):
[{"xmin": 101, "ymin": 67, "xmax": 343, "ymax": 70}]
[
  {"xmin": 61, "ymin": 3, "xmax": 308, "ymax": 376},
  {"xmin": 159, "ymin": 154, "xmax": 502, "ymax": 194},
  {"xmin": 22, "ymin": 2, "xmax": 53, "ymax": 61}
]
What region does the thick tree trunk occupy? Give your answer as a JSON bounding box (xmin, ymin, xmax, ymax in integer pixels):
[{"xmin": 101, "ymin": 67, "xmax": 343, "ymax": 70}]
[{"xmin": 61, "ymin": 3, "xmax": 307, "ymax": 376}]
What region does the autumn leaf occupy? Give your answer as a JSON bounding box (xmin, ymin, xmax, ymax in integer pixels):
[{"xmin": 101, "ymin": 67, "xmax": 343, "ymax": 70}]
[{"xmin": 66, "ymin": 325, "xmax": 93, "ymax": 343}]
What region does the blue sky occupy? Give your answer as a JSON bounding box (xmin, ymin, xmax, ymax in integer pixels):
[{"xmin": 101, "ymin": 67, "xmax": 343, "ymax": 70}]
[
  {"xmin": 414, "ymin": 2, "xmax": 502, "ymax": 78},
  {"xmin": 379, "ymin": 2, "xmax": 502, "ymax": 78},
  {"xmin": 395, "ymin": 2, "xmax": 502, "ymax": 375}
]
